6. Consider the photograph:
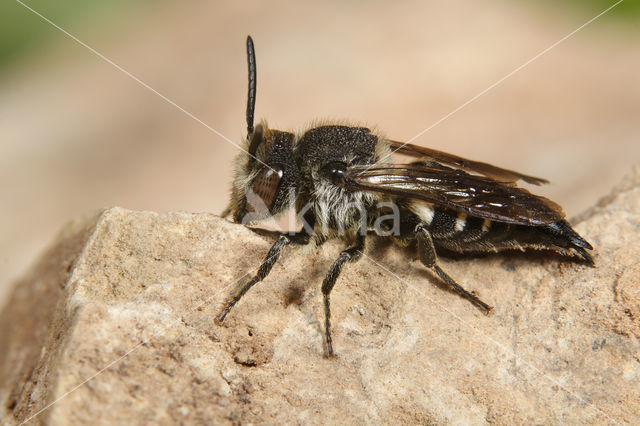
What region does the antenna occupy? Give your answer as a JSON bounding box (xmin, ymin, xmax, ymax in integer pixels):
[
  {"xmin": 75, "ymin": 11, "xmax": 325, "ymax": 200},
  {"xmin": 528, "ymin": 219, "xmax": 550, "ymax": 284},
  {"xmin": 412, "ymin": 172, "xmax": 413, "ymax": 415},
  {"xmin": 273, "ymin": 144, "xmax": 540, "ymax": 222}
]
[{"xmin": 246, "ymin": 35, "xmax": 257, "ymax": 137}]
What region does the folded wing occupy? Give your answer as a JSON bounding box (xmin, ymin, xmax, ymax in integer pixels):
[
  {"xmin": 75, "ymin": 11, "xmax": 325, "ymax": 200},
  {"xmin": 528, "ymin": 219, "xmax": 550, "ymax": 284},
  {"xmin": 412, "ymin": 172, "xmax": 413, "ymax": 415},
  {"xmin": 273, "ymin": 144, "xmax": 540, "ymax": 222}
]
[
  {"xmin": 345, "ymin": 163, "xmax": 564, "ymax": 226},
  {"xmin": 388, "ymin": 141, "xmax": 549, "ymax": 186}
]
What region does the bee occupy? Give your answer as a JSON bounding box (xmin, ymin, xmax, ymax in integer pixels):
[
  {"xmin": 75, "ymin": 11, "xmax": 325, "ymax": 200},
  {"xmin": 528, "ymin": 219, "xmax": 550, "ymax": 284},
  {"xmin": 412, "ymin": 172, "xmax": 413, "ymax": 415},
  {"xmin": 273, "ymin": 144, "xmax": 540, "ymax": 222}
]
[{"xmin": 219, "ymin": 36, "xmax": 593, "ymax": 357}]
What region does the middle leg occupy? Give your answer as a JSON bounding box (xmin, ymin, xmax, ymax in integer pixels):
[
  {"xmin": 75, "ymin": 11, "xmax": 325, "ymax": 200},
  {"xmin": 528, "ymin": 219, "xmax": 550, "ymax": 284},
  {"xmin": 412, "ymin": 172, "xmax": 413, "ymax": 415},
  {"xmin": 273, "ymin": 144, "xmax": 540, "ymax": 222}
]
[{"xmin": 321, "ymin": 233, "xmax": 365, "ymax": 357}]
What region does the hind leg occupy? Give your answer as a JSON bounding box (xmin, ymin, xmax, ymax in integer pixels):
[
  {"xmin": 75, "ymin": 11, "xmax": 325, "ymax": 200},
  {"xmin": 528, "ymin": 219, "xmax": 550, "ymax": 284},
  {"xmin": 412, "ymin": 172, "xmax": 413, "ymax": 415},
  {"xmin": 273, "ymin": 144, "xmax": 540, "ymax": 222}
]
[{"xmin": 416, "ymin": 225, "xmax": 492, "ymax": 313}]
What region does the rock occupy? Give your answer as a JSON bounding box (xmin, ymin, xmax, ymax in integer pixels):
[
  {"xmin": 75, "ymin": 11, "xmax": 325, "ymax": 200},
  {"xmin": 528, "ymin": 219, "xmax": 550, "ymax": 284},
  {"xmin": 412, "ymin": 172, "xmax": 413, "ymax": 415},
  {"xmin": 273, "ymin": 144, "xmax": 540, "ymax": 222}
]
[{"xmin": 1, "ymin": 168, "xmax": 639, "ymax": 425}]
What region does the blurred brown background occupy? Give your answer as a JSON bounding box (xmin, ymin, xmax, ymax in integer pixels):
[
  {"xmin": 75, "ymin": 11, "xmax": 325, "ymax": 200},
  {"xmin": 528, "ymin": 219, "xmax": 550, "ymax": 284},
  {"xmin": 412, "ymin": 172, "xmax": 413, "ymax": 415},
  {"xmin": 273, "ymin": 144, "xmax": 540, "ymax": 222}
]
[{"xmin": 1, "ymin": 1, "xmax": 639, "ymax": 306}]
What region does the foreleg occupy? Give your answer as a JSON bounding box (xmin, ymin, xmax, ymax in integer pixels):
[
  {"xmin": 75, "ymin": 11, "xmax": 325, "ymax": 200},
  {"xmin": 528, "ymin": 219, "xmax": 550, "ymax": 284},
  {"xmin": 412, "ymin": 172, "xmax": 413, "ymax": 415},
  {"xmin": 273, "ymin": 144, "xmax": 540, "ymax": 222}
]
[{"xmin": 218, "ymin": 231, "xmax": 312, "ymax": 323}]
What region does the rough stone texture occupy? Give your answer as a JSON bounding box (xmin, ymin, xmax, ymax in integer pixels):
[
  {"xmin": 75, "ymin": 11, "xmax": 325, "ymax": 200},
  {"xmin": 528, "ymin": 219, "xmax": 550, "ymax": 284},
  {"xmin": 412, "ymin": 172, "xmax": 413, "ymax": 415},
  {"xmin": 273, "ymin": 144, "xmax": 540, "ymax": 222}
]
[{"xmin": 1, "ymin": 168, "xmax": 639, "ymax": 425}]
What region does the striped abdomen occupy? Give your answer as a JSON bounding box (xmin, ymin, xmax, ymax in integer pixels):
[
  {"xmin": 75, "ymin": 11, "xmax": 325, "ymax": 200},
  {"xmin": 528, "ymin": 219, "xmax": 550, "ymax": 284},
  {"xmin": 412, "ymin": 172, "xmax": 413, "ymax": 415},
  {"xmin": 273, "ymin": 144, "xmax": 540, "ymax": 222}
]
[{"xmin": 408, "ymin": 201, "xmax": 593, "ymax": 264}]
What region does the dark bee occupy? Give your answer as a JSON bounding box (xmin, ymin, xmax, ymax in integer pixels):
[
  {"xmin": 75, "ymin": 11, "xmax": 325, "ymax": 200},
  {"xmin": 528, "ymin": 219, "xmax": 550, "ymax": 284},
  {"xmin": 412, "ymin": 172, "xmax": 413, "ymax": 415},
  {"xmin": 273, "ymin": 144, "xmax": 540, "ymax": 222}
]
[{"xmin": 219, "ymin": 36, "xmax": 593, "ymax": 357}]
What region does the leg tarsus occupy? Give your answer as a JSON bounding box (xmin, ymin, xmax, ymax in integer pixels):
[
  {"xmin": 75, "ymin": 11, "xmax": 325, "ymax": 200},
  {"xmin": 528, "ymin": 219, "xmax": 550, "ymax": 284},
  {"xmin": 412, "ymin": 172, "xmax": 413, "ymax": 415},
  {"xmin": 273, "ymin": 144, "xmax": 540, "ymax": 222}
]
[
  {"xmin": 218, "ymin": 275, "xmax": 260, "ymax": 323},
  {"xmin": 432, "ymin": 265, "xmax": 492, "ymax": 314},
  {"xmin": 323, "ymin": 295, "xmax": 335, "ymax": 358}
]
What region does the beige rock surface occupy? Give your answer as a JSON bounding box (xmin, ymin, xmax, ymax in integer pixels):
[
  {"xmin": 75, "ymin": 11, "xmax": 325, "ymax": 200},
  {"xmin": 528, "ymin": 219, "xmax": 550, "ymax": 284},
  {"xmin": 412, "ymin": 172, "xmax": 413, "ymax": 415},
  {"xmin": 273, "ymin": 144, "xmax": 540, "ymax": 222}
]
[{"xmin": 1, "ymin": 168, "xmax": 639, "ymax": 424}]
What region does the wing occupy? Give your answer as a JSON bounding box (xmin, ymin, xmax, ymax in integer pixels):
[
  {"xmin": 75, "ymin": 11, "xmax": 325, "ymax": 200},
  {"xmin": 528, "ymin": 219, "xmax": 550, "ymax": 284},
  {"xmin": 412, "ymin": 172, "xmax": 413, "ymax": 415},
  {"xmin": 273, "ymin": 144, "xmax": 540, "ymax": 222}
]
[
  {"xmin": 345, "ymin": 164, "xmax": 564, "ymax": 225},
  {"xmin": 388, "ymin": 141, "xmax": 549, "ymax": 185}
]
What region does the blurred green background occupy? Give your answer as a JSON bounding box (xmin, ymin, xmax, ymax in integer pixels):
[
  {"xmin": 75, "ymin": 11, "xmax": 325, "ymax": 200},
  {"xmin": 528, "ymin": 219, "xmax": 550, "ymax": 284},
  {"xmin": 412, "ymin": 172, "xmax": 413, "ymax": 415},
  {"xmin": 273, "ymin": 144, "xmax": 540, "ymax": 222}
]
[
  {"xmin": 1, "ymin": 1, "xmax": 638, "ymax": 72},
  {"xmin": 2, "ymin": 1, "xmax": 131, "ymax": 70},
  {"xmin": 1, "ymin": 0, "xmax": 639, "ymax": 306}
]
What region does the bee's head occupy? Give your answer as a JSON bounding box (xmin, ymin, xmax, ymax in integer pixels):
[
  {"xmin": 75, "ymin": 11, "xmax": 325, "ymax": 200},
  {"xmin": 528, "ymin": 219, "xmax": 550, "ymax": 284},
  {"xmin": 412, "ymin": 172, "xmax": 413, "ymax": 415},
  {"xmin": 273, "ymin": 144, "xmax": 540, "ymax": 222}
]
[
  {"xmin": 224, "ymin": 36, "xmax": 300, "ymax": 224},
  {"xmin": 228, "ymin": 121, "xmax": 299, "ymax": 223}
]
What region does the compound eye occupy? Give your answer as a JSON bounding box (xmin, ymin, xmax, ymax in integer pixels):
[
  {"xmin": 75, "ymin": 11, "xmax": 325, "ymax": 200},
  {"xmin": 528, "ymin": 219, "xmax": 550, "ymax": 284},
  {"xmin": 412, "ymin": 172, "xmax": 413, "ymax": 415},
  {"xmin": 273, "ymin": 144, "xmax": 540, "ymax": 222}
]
[{"xmin": 250, "ymin": 165, "xmax": 283, "ymax": 209}]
